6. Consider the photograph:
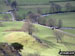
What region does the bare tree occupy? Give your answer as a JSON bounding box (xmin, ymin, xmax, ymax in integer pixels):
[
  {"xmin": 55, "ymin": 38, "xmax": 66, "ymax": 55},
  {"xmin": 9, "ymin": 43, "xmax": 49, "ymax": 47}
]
[
  {"xmin": 22, "ymin": 19, "xmax": 36, "ymax": 35},
  {"xmin": 46, "ymin": 18, "xmax": 56, "ymax": 27},
  {"xmin": 27, "ymin": 11, "xmax": 40, "ymax": 23},
  {"xmin": 54, "ymin": 30, "xmax": 64, "ymax": 43}
]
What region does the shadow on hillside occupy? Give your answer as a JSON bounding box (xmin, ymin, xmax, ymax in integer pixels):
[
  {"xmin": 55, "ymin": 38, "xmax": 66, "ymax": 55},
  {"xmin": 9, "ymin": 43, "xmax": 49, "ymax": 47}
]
[
  {"xmin": 41, "ymin": 39, "xmax": 59, "ymax": 48},
  {"xmin": 32, "ymin": 35, "xmax": 59, "ymax": 48}
]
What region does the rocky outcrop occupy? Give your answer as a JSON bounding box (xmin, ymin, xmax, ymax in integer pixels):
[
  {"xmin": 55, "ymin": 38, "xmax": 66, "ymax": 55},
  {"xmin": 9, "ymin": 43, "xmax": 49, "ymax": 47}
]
[{"xmin": 0, "ymin": 43, "xmax": 22, "ymax": 56}]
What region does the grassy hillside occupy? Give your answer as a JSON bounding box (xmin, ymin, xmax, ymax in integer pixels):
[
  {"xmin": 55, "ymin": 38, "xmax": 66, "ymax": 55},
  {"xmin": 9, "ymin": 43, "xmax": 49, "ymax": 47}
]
[
  {"xmin": 0, "ymin": 21, "xmax": 23, "ymax": 42},
  {"xmin": 0, "ymin": 0, "xmax": 75, "ymax": 55},
  {"xmin": 22, "ymin": 23, "xmax": 75, "ymax": 56},
  {"xmin": 0, "ymin": 22, "xmax": 75, "ymax": 56},
  {"xmin": 5, "ymin": 32, "xmax": 43, "ymax": 50}
]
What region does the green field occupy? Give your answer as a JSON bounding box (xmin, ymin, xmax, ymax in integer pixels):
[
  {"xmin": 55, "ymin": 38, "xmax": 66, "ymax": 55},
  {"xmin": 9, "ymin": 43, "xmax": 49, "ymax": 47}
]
[
  {"xmin": 0, "ymin": 0, "xmax": 11, "ymax": 12},
  {"xmin": 10, "ymin": 0, "xmax": 75, "ymax": 5},
  {"xmin": 0, "ymin": 0, "xmax": 75, "ymax": 18},
  {"xmin": 0, "ymin": 0, "xmax": 75, "ymax": 56},
  {"xmin": 0, "ymin": 14, "xmax": 12, "ymax": 21},
  {"xmin": 63, "ymin": 29, "xmax": 75, "ymax": 34},
  {"xmin": 0, "ymin": 22, "xmax": 75, "ymax": 56},
  {"xmin": 0, "ymin": 22, "xmax": 23, "ymax": 42},
  {"xmin": 17, "ymin": 1, "xmax": 75, "ymax": 17},
  {"xmin": 45, "ymin": 12, "xmax": 75, "ymax": 27}
]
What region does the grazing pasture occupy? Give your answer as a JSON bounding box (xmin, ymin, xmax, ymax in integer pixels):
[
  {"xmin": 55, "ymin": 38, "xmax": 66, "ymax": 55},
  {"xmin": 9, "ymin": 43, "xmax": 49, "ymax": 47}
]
[
  {"xmin": 10, "ymin": 0, "xmax": 75, "ymax": 5},
  {"xmin": 63, "ymin": 29, "xmax": 75, "ymax": 34},
  {"xmin": 17, "ymin": 1, "xmax": 75, "ymax": 17},
  {"xmin": 0, "ymin": 0, "xmax": 75, "ymax": 56},
  {"xmin": 45, "ymin": 12, "xmax": 75, "ymax": 27},
  {"xmin": 0, "ymin": 22, "xmax": 75, "ymax": 56}
]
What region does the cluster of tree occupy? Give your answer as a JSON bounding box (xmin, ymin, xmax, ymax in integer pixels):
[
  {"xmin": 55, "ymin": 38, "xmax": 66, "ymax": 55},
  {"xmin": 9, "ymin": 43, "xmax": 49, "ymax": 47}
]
[
  {"xmin": 38, "ymin": 17, "xmax": 63, "ymax": 29},
  {"xmin": 26, "ymin": 11, "xmax": 40, "ymax": 23},
  {"xmin": 24, "ymin": 11, "xmax": 63, "ymax": 29}
]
